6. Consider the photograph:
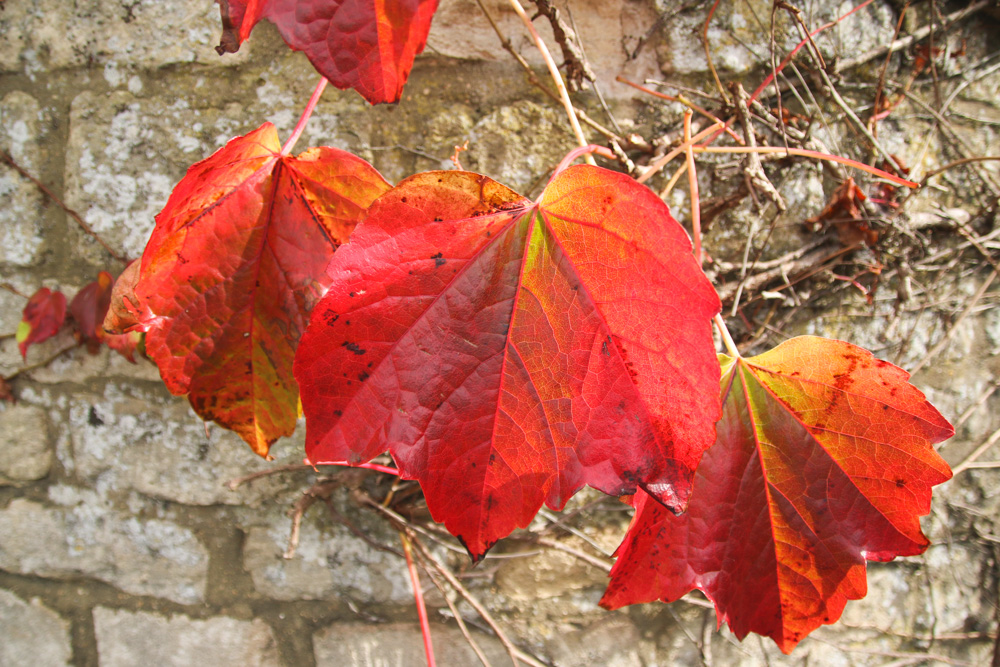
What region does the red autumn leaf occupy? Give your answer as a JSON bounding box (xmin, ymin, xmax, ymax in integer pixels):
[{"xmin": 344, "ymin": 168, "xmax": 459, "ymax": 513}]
[
  {"xmin": 0, "ymin": 375, "xmax": 14, "ymax": 403},
  {"xmin": 70, "ymin": 271, "xmax": 114, "ymax": 353},
  {"xmin": 104, "ymin": 122, "xmax": 390, "ymax": 457},
  {"xmin": 216, "ymin": 0, "xmax": 439, "ymax": 105},
  {"xmin": 601, "ymin": 336, "xmax": 954, "ymax": 653},
  {"xmin": 294, "ymin": 166, "xmax": 722, "ymax": 559},
  {"xmin": 72, "ymin": 270, "xmax": 142, "ymax": 361},
  {"xmin": 805, "ymin": 177, "xmax": 876, "ymax": 247},
  {"xmin": 16, "ymin": 287, "xmax": 67, "ymax": 360},
  {"xmin": 104, "ymin": 260, "xmax": 142, "ymax": 335}
]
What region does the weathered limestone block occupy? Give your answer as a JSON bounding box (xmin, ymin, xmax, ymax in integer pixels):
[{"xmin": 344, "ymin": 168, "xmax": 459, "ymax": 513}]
[
  {"xmin": 0, "ymin": 91, "xmax": 46, "ymax": 267},
  {"xmin": 0, "ymin": 0, "xmax": 250, "ymax": 74},
  {"xmin": 467, "ymin": 101, "xmax": 578, "ymax": 193},
  {"xmin": 23, "ymin": 342, "xmax": 163, "ymax": 386},
  {"xmin": 314, "ymin": 622, "xmax": 509, "ymax": 666},
  {"xmin": 0, "ymin": 589, "xmax": 72, "ymax": 667},
  {"xmin": 62, "ymin": 78, "xmax": 368, "ymax": 266},
  {"xmin": 496, "ymin": 545, "xmax": 607, "ymax": 600},
  {"xmin": 545, "ymin": 615, "xmax": 643, "ymax": 667},
  {"xmin": 0, "ymin": 403, "xmax": 53, "ymax": 484},
  {"xmin": 428, "ymin": 0, "xmax": 660, "ymax": 95},
  {"xmin": 0, "ymin": 496, "xmax": 208, "ymax": 604},
  {"xmin": 242, "ymin": 510, "xmax": 411, "ymax": 604},
  {"xmin": 93, "ymin": 608, "xmax": 280, "ymax": 667},
  {"xmin": 61, "ymin": 383, "xmax": 301, "ymax": 506},
  {"xmin": 63, "ymin": 90, "xmax": 248, "ymax": 265},
  {"xmin": 656, "ymin": 0, "xmax": 895, "ymax": 76}
]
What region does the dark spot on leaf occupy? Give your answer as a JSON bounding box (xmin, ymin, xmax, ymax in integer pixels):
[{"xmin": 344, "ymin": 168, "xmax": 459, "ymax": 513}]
[
  {"xmin": 895, "ymin": 479, "xmax": 905, "ymax": 487},
  {"xmin": 602, "ymin": 340, "xmax": 610, "ymax": 357},
  {"xmin": 431, "ymin": 252, "xmax": 445, "ymax": 267},
  {"xmin": 433, "ymin": 216, "xmax": 443, "ymax": 222},
  {"xmin": 349, "ymin": 292, "xmax": 356, "ymax": 298},
  {"xmin": 342, "ymin": 341, "xmax": 366, "ymax": 355},
  {"xmin": 333, "ymin": 410, "xmax": 343, "ymax": 417},
  {"xmin": 323, "ymin": 309, "xmax": 339, "ymax": 326},
  {"xmin": 400, "ymin": 197, "xmax": 408, "ymax": 203},
  {"xmin": 358, "ymin": 371, "xmax": 370, "ymax": 382}
]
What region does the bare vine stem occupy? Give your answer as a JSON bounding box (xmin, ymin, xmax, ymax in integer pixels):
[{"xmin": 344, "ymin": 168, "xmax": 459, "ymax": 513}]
[
  {"xmin": 507, "ymin": 0, "xmax": 594, "ymax": 165},
  {"xmin": 683, "ymin": 111, "xmax": 703, "ymax": 265},
  {"xmin": 2, "ymin": 151, "xmax": 128, "ymax": 265}
]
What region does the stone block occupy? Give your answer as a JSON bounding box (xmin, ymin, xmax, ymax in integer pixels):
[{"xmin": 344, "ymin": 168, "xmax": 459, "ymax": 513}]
[
  {"xmin": 243, "ymin": 510, "xmax": 411, "ymax": 604},
  {"xmin": 61, "ymin": 383, "xmax": 304, "ymax": 506},
  {"xmin": 62, "ymin": 78, "xmax": 367, "ymax": 266},
  {"xmin": 93, "ymin": 608, "xmax": 280, "ymax": 667},
  {"xmin": 0, "ymin": 497, "xmax": 208, "ymax": 605},
  {"xmin": 0, "ymin": 403, "xmax": 53, "ymax": 484},
  {"xmin": 467, "ymin": 101, "xmax": 578, "ymax": 193},
  {"xmin": 0, "ymin": 589, "xmax": 72, "ymax": 667},
  {"xmin": 0, "ymin": 0, "xmax": 251, "ymax": 75},
  {"xmin": 427, "ymin": 0, "xmax": 659, "ymax": 96},
  {"xmin": 314, "ymin": 622, "xmax": 509, "ymax": 666},
  {"xmin": 496, "ymin": 544, "xmax": 606, "ymax": 601},
  {"xmin": 0, "ymin": 91, "xmax": 46, "ymax": 267},
  {"xmin": 545, "ymin": 615, "xmax": 642, "ymax": 667}
]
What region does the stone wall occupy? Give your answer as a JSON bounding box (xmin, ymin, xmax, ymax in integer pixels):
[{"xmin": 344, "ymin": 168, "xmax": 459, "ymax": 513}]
[{"xmin": 2, "ymin": 1, "xmax": 999, "ymax": 665}]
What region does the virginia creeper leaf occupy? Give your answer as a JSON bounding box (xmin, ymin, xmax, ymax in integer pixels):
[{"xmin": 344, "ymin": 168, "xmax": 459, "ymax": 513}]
[
  {"xmin": 600, "ymin": 336, "xmax": 954, "ymax": 653},
  {"xmin": 105, "ymin": 123, "xmax": 389, "ymax": 456},
  {"xmin": 72, "ymin": 271, "xmax": 142, "ymax": 361},
  {"xmin": 216, "ymin": 0, "xmax": 439, "ymax": 104},
  {"xmin": 294, "ymin": 166, "xmax": 722, "ymax": 559},
  {"xmin": 71, "ymin": 271, "xmax": 113, "ymax": 354},
  {"xmin": 16, "ymin": 287, "xmax": 67, "ymax": 360}
]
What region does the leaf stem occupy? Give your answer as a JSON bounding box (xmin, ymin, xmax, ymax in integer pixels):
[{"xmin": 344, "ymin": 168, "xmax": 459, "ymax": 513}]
[
  {"xmin": 507, "ymin": 0, "xmax": 594, "ymax": 165},
  {"xmin": 401, "ymin": 533, "xmax": 437, "ymax": 667},
  {"xmin": 281, "ymin": 77, "xmax": 329, "ymax": 156},
  {"xmin": 714, "ymin": 314, "xmax": 741, "ymax": 359},
  {"xmin": 306, "ymin": 459, "xmax": 401, "ymax": 476},
  {"xmin": 552, "ymin": 144, "xmax": 616, "ymax": 176}
]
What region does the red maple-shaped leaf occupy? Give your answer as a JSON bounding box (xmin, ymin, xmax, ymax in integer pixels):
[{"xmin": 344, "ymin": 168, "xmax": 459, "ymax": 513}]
[
  {"xmin": 71, "ymin": 271, "xmax": 114, "ymax": 353},
  {"xmin": 294, "ymin": 166, "xmax": 722, "ymax": 558},
  {"xmin": 104, "ymin": 123, "xmax": 389, "ymax": 456},
  {"xmin": 217, "ymin": 0, "xmax": 439, "ymax": 104},
  {"xmin": 601, "ymin": 336, "xmax": 954, "ymax": 653},
  {"xmin": 72, "ymin": 270, "xmax": 142, "ymax": 361},
  {"xmin": 16, "ymin": 287, "xmax": 67, "ymax": 360}
]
